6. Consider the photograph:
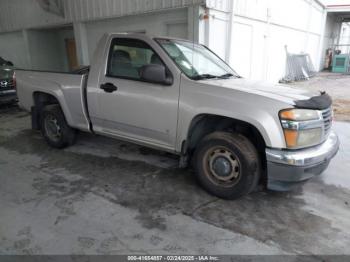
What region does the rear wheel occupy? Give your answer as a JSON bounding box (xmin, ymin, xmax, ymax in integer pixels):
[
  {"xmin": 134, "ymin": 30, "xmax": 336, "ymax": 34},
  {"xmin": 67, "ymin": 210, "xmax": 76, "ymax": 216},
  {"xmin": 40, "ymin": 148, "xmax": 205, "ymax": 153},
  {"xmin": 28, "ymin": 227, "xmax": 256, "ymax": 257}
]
[
  {"xmin": 193, "ymin": 132, "xmax": 261, "ymax": 199},
  {"xmin": 40, "ymin": 104, "xmax": 76, "ymax": 149}
]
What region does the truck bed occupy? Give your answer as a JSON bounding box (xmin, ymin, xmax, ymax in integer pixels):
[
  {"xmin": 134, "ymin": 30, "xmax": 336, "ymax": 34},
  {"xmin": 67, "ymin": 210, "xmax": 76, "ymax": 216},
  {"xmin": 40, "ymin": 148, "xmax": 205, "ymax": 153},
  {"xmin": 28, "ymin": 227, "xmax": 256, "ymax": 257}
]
[{"xmin": 16, "ymin": 70, "xmax": 90, "ymax": 132}]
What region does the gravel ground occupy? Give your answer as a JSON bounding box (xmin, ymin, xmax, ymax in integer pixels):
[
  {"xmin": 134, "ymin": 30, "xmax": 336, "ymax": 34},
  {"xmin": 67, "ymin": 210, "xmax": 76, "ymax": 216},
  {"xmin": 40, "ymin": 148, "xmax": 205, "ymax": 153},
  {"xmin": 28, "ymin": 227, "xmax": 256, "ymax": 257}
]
[{"xmin": 287, "ymin": 72, "xmax": 350, "ymax": 121}]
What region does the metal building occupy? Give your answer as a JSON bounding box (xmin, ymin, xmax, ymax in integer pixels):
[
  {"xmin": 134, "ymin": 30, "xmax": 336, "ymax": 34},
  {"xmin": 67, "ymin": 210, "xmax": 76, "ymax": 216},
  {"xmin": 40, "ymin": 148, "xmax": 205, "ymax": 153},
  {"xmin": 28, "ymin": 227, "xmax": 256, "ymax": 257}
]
[{"xmin": 0, "ymin": 0, "xmax": 348, "ymax": 82}]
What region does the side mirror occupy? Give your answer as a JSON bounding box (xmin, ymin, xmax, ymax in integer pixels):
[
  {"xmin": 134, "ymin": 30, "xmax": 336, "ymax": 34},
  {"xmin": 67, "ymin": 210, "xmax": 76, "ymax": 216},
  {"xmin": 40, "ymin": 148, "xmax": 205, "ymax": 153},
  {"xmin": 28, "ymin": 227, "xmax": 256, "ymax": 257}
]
[{"xmin": 140, "ymin": 64, "xmax": 173, "ymax": 85}]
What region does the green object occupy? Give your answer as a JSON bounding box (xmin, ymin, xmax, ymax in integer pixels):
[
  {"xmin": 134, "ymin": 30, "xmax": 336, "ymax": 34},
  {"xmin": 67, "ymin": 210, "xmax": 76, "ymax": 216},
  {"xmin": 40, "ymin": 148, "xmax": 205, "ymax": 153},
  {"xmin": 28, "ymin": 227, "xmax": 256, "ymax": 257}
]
[{"xmin": 332, "ymin": 54, "xmax": 349, "ymax": 73}]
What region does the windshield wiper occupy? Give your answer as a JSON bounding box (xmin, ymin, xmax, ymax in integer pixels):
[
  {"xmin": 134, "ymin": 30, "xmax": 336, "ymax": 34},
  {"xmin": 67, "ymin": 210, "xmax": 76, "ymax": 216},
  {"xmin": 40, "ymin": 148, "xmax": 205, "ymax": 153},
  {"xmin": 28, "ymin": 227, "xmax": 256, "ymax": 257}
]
[
  {"xmin": 218, "ymin": 73, "xmax": 242, "ymax": 79},
  {"xmin": 192, "ymin": 74, "xmax": 219, "ymax": 80},
  {"xmin": 193, "ymin": 72, "xmax": 242, "ymax": 80},
  {"xmin": 193, "ymin": 73, "xmax": 241, "ymax": 80},
  {"xmin": 219, "ymin": 73, "xmax": 234, "ymax": 78}
]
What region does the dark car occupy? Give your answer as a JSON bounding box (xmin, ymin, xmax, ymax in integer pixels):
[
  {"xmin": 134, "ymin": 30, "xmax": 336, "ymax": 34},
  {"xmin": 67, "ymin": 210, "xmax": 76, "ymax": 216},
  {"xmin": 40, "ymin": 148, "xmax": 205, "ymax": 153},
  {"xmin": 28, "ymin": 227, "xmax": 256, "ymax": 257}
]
[{"xmin": 0, "ymin": 57, "xmax": 17, "ymax": 105}]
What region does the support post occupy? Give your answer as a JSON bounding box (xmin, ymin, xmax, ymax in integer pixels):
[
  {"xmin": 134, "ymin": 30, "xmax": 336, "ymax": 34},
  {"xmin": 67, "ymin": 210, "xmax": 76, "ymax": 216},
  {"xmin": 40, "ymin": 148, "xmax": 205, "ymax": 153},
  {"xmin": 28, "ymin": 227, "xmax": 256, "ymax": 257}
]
[{"xmin": 73, "ymin": 22, "xmax": 90, "ymax": 66}]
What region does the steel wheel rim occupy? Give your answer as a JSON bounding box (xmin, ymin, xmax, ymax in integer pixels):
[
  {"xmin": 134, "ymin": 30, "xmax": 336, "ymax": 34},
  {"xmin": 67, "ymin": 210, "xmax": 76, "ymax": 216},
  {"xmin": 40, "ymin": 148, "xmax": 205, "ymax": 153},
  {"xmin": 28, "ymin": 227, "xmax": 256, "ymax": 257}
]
[
  {"xmin": 44, "ymin": 114, "xmax": 62, "ymax": 142},
  {"xmin": 204, "ymin": 146, "xmax": 242, "ymax": 187}
]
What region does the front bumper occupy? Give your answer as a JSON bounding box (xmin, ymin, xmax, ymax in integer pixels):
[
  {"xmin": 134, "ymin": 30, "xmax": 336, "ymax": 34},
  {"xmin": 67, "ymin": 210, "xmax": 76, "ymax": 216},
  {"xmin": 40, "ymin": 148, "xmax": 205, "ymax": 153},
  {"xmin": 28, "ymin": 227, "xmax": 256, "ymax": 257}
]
[
  {"xmin": 266, "ymin": 131, "xmax": 340, "ymax": 191},
  {"xmin": 0, "ymin": 90, "xmax": 17, "ymax": 104}
]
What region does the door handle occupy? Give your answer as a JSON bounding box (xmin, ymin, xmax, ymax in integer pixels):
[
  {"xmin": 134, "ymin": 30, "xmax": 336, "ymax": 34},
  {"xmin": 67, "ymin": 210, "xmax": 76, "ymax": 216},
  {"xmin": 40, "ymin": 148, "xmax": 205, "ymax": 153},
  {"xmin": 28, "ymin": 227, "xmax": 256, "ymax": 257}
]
[{"xmin": 101, "ymin": 83, "xmax": 118, "ymax": 93}]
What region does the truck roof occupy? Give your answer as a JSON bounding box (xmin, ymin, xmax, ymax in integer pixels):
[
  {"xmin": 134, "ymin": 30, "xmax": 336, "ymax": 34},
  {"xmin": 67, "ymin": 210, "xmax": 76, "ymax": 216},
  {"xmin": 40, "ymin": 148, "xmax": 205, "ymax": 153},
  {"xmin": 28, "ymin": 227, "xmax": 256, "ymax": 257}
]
[{"xmin": 104, "ymin": 32, "xmax": 195, "ymax": 43}]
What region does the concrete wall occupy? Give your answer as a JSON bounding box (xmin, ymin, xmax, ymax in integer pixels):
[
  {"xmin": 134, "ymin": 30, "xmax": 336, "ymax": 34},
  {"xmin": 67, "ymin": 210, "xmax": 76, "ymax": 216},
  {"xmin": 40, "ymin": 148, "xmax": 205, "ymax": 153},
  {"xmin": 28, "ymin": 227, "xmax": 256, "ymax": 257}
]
[
  {"xmin": 0, "ymin": 31, "xmax": 30, "ymax": 69},
  {"xmin": 26, "ymin": 29, "xmax": 60, "ymax": 71},
  {"xmin": 23, "ymin": 27, "xmax": 74, "ymax": 72},
  {"xmin": 85, "ymin": 8, "xmax": 189, "ymax": 62}
]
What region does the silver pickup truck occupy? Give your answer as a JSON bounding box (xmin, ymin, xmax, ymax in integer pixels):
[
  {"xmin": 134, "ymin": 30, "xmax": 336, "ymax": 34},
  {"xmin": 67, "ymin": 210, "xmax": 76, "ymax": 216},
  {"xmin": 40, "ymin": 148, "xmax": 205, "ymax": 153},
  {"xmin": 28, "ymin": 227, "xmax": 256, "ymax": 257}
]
[{"xmin": 16, "ymin": 33, "xmax": 340, "ymax": 199}]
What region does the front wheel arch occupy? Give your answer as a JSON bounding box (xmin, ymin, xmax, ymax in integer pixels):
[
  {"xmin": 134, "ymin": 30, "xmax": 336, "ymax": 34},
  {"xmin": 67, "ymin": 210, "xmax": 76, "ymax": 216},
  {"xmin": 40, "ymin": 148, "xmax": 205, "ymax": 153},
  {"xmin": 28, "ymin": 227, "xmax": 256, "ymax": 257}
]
[{"xmin": 184, "ymin": 114, "xmax": 267, "ymax": 173}]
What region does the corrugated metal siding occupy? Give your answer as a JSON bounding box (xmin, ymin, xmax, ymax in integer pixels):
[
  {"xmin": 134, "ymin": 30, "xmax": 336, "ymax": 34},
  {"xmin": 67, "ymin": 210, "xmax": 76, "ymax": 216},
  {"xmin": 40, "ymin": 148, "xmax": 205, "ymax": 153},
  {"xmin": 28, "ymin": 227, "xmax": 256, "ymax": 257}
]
[
  {"xmin": 205, "ymin": 0, "xmax": 231, "ymax": 12},
  {"xmin": 233, "ymin": 0, "xmax": 324, "ymax": 34},
  {"xmin": 0, "ymin": 0, "xmax": 205, "ymax": 33},
  {"xmin": 63, "ymin": 0, "xmax": 205, "ymax": 21}
]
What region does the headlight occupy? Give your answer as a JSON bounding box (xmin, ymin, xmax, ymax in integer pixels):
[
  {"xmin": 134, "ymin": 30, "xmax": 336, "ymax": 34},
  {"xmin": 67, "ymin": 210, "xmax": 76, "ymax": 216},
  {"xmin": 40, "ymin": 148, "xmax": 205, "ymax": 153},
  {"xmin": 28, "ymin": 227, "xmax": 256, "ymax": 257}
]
[
  {"xmin": 280, "ymin": 109, "xmax": 323, "ymax": 149},
  {"xmin": 280, "ymin": 109, "xmax": 320, "ymax": 121}
]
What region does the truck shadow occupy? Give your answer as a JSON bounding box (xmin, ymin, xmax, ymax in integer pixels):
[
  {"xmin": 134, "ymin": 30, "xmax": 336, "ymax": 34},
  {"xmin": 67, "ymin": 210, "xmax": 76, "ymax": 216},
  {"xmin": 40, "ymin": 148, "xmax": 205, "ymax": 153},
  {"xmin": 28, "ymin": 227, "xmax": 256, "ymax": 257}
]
[{"xmin": 0, "ymin": 102, "xmax": 20, "ymax": 115}]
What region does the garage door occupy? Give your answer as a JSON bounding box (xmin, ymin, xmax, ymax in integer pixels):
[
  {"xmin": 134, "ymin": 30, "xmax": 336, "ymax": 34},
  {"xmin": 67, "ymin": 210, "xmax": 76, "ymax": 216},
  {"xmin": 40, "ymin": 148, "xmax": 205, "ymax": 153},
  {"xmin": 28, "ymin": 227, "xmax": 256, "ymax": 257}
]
[{"xmin": 230, "ymin": 22, "xmax": 253, "ymax": 78}]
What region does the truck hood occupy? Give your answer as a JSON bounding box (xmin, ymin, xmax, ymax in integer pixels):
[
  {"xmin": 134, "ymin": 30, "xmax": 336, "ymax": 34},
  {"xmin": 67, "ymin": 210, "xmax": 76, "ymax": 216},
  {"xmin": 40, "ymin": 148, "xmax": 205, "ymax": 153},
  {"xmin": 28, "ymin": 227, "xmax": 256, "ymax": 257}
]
[{"xmin": 201, "ymin": 78, "xmax": 320, "ymax": 105}]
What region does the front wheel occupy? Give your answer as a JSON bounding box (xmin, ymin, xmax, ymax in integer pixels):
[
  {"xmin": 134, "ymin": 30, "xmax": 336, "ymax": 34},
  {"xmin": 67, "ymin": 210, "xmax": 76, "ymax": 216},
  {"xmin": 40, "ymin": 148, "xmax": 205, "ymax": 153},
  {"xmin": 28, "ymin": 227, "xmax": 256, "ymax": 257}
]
[
  {"xmin": 40, "ymin": 104, "xmax": 76, "ymax": 149},
  {"xmin": 193, "ymin": 132, "xmax": 261, "ymax": 199}
]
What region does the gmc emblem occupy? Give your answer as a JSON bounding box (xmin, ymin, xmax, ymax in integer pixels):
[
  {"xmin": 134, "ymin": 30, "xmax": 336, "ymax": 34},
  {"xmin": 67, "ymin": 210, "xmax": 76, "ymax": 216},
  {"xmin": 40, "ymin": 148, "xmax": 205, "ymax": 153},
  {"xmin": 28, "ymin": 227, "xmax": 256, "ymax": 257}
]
[{"xmin": 0, "ymin": 80, "xmax": 8, "ymax": 88}]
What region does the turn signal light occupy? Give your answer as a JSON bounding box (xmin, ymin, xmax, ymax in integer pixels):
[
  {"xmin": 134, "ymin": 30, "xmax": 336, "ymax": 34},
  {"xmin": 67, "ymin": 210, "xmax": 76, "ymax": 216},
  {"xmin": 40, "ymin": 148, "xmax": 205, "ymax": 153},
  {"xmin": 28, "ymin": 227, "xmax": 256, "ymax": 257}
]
[{"xmin": 283, "ymin": 129, "xmax": 298, "ymax": 148}]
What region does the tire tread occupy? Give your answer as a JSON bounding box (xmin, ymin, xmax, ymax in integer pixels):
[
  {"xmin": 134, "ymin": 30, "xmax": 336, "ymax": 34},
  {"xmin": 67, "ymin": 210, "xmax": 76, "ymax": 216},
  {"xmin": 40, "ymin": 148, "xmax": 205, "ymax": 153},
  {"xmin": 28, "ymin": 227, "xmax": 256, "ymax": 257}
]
[
  {"xmin": 40, "ymin": 104, "xmax": 76, "ymax": 149},
  {"xmin": 194, "ymin": 131, "xmax": 261, "ymax": 199}
]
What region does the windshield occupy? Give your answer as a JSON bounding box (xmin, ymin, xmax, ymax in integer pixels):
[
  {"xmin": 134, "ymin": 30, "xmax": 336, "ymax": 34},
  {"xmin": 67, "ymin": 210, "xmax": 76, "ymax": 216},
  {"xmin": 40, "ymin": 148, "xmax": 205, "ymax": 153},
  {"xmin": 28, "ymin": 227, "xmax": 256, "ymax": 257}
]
[
  {"xmin": 156, "ymin": 39, "xmax": 239, "ymax": 80},
  {"xmin": 0, "ymin": 66, "xmax": 14, "ymax": 79},
  {"xmin": 0, "ymin": 57, "xmax": 14, "ymax": 79}
]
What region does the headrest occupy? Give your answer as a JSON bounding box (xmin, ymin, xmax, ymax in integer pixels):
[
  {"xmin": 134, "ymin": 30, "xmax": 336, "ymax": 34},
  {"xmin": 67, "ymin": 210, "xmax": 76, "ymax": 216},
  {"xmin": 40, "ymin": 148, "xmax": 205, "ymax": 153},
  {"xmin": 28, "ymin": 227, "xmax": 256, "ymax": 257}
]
[{"xmin": 113, "ymin": 50, "xmax": 131, "ymax": 63}]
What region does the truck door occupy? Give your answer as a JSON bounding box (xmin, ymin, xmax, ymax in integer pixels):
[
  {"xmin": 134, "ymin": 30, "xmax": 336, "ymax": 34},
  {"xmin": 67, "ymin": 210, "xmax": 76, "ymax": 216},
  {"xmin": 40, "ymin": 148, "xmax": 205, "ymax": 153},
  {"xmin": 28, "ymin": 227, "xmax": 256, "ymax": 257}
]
[{"xmin": 96, "ymin": 38, "xmax": 180, "ymax": 150}]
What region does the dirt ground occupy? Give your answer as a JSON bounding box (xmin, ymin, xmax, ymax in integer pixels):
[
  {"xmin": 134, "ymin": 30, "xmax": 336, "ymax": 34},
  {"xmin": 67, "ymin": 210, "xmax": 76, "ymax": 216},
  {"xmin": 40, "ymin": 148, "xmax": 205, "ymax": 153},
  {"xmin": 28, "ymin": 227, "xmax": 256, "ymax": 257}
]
[{"xmin": 287, "ymin": 72, "xmax": 350, "ymax": 121}]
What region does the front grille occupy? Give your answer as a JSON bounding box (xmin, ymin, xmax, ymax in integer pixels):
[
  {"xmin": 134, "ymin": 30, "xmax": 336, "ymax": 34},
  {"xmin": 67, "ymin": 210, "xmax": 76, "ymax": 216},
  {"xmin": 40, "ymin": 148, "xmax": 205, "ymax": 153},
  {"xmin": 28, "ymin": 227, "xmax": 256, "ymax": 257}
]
[
  {"xmin": 322, "ymin": 107, "xmax": 332, "ymax": 138},
  {"xmin": 0, "ymin": 79, "xmax": 14, "ymax": 91}
]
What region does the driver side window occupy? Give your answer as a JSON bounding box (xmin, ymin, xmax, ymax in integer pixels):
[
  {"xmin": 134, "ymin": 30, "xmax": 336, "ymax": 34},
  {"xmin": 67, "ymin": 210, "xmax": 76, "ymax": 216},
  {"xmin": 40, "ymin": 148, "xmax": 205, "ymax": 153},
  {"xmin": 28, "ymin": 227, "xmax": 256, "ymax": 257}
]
[{"xmin": 107, "ymin": 38, "xmax": 164, "ymax": 80}]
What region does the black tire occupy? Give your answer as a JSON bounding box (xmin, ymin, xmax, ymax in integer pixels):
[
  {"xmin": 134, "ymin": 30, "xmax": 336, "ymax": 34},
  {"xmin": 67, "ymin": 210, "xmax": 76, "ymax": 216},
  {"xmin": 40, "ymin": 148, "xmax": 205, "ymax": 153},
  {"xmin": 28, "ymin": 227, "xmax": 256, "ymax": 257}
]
[
  {"xmin": 193, "ymin": 132, "xmax": 261, "ymax": 200},
  {"xmin": 40, "ymin": 104, "xmax": 76, "ymax": 149}
]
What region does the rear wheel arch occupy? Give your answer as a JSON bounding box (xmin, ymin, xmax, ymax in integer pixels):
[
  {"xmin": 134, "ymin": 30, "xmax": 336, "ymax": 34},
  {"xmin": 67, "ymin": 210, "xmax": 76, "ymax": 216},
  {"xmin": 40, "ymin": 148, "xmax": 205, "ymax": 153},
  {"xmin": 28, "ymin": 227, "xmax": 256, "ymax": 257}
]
[
  {"xmin": 32, "ymin": 92, "xmax": 66, "ymax": 130},
  {"xmin": 40, "ymin": 104, "xmax": 76, "ymax": 148},
  {"xmin": 32, "ymin": 92, "xmax": 76, "ymax": 148}
]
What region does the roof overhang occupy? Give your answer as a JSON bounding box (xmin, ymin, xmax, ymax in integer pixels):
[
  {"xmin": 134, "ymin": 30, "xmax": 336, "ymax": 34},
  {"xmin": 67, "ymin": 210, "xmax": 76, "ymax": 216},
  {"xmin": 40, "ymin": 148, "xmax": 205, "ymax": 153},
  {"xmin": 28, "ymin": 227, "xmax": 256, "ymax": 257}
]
[{"xmin": 326, "ymin": 4, "xmax": 350, "ymax": 13}]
